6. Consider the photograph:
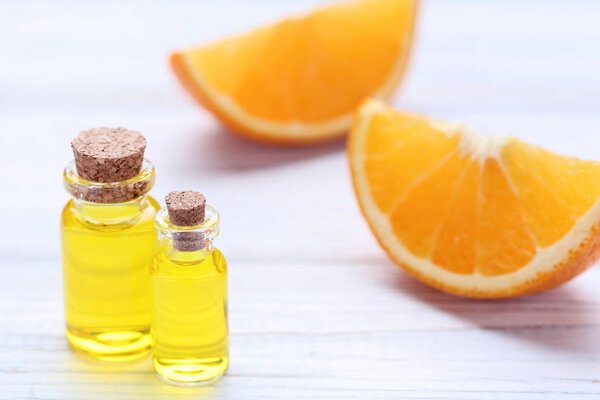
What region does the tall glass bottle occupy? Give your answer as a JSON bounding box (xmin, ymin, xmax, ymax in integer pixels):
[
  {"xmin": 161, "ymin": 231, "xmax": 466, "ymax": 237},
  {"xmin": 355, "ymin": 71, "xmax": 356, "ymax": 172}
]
[{"xmin": 61, "ymin": 127, "xmax": 159, "ymax": 361}]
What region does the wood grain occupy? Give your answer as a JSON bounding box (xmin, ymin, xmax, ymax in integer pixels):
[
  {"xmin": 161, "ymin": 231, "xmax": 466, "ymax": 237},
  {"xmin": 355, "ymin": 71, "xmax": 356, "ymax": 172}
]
[{"xmin": 1, "ymin": 0, "xmax": 600, "ymax": 399}]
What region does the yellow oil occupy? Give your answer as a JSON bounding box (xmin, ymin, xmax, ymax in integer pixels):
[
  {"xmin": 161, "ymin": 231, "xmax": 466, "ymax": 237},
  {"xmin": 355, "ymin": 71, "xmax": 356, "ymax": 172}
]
[
  {"xmin": 152, "ymin": 244, "xmax": 228, "ymax": 384},
  {"xmin": 61, "ymin": 195, "xmax": 160, "ymax": 361}
]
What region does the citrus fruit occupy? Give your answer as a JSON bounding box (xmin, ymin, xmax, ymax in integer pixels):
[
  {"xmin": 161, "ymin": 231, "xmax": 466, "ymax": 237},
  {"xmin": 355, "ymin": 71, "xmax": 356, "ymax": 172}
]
[
  {"xmin": 171, "ymin": 0, "xmax": 418, "ymax": 145},
  {"xmin": 349, "ymin": 99, "xmax": 600, "ymax": 298}
]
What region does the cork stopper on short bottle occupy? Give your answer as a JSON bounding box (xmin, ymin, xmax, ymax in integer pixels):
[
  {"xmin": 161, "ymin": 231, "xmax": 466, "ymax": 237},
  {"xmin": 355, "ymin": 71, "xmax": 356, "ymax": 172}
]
[
  {"xmin": 165, "ymin": 191, "xmax": 206, "ymax": 252},
  {"xmin": 71, "ymin": 127, "xmax": 146, "ymax": 183}
]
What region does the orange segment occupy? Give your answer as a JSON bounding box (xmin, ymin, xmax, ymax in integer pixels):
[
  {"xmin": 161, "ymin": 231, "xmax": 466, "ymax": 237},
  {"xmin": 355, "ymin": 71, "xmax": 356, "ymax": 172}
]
[
  {"xmin": 477, "ymin": 158, "xmax": 536, "ymax": 276},
  {"xmin": 431, "ymin": 159, "xmax": 480, "ymax": 274},
  {"xmin": 171, "ymin": 0, "xmax": 418, "ymax": 144},
  {"xmin": 502, "ymin": 140, "xmax": 600, "ymax": 247},
  {"xmin": 349, "ymin": 99, "xmax": 600, "ymax": 298},
  {"xmin": 389, "ymin": 150, "xmax": 469, "ymax": 258},
  {"xmin": 364, "ymin": 111, "xmax": 460, "ymax": 212}
]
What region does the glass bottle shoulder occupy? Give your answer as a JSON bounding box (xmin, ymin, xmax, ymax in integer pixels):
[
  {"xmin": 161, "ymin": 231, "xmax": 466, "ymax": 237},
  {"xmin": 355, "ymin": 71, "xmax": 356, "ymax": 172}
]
[
  {"xmin": 153, "ymin": 246, "xmax": 227, "ymax": 279},
  {"xmin": 62, "ymin": 195, "xmax": 161, "ymax": 232}
]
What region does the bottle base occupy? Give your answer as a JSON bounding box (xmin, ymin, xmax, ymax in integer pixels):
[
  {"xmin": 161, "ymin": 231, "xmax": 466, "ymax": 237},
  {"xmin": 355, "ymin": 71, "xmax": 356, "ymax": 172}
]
[
  {"xmin": 66, "ymin": 327, "xmax": 151, "ymax": 362},
  {"xmin": 153, "ymin": 356, "xmax": 228, "ymax": 385}
]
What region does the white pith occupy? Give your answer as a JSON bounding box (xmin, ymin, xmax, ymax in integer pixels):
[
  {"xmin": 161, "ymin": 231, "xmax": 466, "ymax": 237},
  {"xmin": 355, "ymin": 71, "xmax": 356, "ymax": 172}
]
[
  {"xmin": 352, "ymin": 99, "xmax": 600, "ymax": 293},
  {"xmin": 178, "ymin": 1, "xmax": 417, "ymax": 142}
]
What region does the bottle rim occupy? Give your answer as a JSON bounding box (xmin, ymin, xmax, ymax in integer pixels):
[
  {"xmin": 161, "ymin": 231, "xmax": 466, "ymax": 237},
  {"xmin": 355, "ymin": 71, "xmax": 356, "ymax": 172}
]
[
  {"xmin": 63, "ymin": 158, "xmax": 155, "ymax": 204},
  {"xmin": 154, "ymin": 205, "xmax": 220, "ymax": 238}
]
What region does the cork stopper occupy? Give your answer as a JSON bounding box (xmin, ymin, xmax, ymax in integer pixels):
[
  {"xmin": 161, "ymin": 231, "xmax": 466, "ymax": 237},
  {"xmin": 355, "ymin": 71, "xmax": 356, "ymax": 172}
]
[
  {"xmin": 166, "ymin": 191, "xmax": 206, "ymax": 251},
  {"xmin": 165, "ymin": 191, "xmax": 206, "ymax": 226},
  {"xmin": 71, "ymin": 127, "xmax": 146, "ymax": 183}
]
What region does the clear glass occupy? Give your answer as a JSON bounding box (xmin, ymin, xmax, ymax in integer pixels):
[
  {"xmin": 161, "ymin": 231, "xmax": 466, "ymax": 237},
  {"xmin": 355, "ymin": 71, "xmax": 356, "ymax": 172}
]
[
  {"xmin": 61, "ymin": 159, "xmax": 159, "ymax": 361},
  {"xmin": 152, "ymin": 206, "xmax": 229, "ymax": 385}
]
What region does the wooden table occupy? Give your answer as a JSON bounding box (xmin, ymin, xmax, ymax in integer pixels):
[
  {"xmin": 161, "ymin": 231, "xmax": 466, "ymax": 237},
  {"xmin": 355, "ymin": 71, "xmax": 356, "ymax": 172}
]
[{"xmin": 1, "ymin": 1, "xmax": 599, "ymax": 398}]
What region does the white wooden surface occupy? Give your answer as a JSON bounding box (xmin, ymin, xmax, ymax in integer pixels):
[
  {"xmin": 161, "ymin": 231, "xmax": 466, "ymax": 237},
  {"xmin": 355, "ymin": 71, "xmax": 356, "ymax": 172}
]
[{"xmin": 2, "ymin": 1, "xmax": 600, "ymax": 399}]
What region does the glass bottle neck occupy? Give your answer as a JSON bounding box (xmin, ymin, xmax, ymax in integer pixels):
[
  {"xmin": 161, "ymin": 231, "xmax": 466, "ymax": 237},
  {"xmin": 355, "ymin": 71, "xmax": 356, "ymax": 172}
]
[
  {"xmin": 72, "ymin": 195, "xmax": 149, "ymax": 226},
  {"xmin": 155, "ymin": 206, "xmax": 220, "ymax": 254},
  {"xmin": 162, "ymin": 242, "xmax": 216, "ymax": 265}
]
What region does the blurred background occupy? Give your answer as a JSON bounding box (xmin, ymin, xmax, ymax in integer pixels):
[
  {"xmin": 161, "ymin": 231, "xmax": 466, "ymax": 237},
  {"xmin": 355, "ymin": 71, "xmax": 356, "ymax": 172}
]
[
  {"xmin": 2, "ymin": 0, "xmax": 600, "ymax": 261},
  {"xmin": 1, "ymin": 1, "xmax": 600, "ymax": 399}
]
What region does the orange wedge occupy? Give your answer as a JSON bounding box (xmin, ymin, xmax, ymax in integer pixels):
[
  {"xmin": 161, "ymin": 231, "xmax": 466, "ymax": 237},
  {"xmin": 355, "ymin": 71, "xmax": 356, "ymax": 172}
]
[
  {"xmin": 171, "ymin": 0, "xmax": 418, "ymax": 145},
  {"xmin": 349, "ymin": 99, "xmax": 600, "ymax": 298}
]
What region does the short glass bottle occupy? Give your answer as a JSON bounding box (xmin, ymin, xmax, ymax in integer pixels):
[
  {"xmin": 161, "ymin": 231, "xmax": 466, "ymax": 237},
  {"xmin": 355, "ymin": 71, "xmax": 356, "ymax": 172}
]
[
  {"xmin": 152, "ymin": 205, "xmax": 229, "ymax": 385},
  {"xmin": 61, "ymin": 159, "xmax": 160, "ymax": 361}
]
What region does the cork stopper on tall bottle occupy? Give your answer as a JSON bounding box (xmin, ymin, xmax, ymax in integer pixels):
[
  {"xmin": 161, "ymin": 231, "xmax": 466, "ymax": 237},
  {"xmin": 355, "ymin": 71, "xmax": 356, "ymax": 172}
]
[
  {"xmin": 165, "ymin": 191, "xmax": 207, "ymax": 252},
  {"xmin": 71, "ymin": 127, "xmax": 146, "ymax": 183}
]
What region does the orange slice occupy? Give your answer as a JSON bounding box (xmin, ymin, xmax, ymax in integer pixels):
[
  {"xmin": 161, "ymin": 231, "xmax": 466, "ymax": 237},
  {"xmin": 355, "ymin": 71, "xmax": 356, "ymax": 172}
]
[
  {"xmin": 349, "ymin": 99, "xmax": 600, "ymax": 298},
  {"xmin": 171, "ymin": 0, "xmax": 418, "ymax": 145}
]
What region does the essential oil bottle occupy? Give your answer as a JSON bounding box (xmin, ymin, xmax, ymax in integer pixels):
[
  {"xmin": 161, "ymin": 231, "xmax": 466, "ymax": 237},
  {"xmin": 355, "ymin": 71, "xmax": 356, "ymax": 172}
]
[
  {"xmin": 61, "ymin": 127, "xmax": 160, "ymax": 361},
  {"xmin": 152, "ymin": 191, "xmax": 229, "ymax": 385}
]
